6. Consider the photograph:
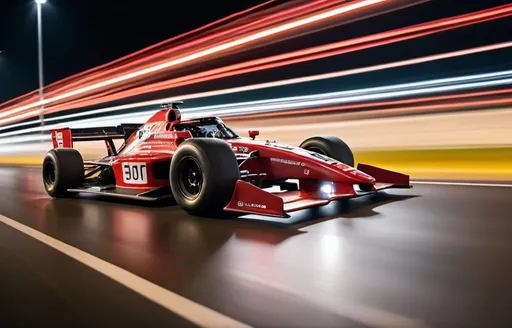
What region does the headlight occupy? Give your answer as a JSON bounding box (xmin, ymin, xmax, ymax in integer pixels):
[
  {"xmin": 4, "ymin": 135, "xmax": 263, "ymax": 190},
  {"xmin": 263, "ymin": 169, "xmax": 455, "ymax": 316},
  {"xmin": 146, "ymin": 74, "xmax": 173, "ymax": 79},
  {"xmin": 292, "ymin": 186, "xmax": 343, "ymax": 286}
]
[{"xmin": 320, "ymin": 182, "xmax": 334, "ymax": 195}]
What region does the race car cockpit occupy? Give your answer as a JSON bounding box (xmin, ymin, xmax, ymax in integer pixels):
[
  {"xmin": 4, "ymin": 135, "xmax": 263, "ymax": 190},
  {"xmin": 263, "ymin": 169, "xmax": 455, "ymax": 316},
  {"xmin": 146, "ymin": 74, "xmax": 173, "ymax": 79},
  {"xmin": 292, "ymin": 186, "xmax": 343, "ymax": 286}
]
[{"xmin": 171, "ymin": 117, "xmax": 239, "ymax": 139}]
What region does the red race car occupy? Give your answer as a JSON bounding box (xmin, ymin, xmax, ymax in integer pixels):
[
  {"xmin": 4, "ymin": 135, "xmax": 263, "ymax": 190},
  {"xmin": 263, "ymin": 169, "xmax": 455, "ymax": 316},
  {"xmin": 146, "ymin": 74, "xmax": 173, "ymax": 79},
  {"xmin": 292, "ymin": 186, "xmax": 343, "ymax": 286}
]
[{"xmin": 43, "ymin": 102, "xmax": 412, "ymax": 218}]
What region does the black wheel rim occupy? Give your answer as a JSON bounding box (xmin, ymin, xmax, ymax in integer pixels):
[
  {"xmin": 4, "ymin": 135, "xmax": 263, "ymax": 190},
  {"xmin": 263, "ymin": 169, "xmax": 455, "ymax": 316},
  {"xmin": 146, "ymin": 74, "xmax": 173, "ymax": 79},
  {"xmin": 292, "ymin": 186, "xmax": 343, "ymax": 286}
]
[
  {"xmin": 176, "ymin": 156, "xmax": 203, "ymax": 200},
  {"xmin": 43, "ymin": 160, "xmax": 56, "ymax": 190}
]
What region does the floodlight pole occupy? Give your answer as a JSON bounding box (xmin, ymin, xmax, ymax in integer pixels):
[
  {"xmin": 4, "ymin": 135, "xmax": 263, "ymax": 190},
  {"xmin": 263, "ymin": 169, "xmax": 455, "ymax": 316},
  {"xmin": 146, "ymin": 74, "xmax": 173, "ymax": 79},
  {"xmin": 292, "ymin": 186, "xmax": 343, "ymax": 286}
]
[{"xmin": 36, "ymin": 0, "xmax": 45, "ymax": 130}]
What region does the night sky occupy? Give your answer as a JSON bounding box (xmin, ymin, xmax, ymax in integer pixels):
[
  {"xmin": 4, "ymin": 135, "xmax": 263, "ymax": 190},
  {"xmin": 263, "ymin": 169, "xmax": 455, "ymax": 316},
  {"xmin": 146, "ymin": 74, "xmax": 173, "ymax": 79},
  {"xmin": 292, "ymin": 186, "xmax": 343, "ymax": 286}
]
[{"xmin": 1, "ymin": 0, "xmax": 511, "ymax": 104}]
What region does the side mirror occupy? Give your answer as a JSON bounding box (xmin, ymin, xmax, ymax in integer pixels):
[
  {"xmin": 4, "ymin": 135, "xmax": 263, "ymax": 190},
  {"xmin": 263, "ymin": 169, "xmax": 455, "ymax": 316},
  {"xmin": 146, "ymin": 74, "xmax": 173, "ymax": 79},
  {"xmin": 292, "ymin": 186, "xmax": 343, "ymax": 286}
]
[{"xmin": 248, "ymin": 130, "xmax": 259, "ymax": 140}]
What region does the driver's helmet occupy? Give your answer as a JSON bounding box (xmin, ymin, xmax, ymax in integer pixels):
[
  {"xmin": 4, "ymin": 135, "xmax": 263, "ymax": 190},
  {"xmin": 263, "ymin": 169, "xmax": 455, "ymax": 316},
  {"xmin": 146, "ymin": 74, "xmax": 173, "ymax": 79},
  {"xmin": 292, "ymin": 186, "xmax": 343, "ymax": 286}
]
[{"xmin": 198, "ymin": 126, "xmax": 207, "ymax": 137}]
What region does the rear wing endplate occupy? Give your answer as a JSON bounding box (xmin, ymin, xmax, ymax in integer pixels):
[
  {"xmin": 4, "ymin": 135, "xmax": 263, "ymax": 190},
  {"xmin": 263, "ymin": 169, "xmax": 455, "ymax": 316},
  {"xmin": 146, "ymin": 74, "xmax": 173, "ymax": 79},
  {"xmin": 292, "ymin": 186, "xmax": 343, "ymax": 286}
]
[{"xmin": 50, "ymin": 123, "xmax": 143, "ymax": 155}]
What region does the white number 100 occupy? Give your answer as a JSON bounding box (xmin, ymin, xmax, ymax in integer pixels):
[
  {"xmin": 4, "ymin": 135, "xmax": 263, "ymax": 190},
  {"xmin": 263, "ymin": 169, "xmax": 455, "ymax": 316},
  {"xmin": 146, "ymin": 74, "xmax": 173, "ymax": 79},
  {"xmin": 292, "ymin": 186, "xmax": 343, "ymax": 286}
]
[{"xmin": 122, "ymin": 162, "xmax": 148, "ymax": 184}]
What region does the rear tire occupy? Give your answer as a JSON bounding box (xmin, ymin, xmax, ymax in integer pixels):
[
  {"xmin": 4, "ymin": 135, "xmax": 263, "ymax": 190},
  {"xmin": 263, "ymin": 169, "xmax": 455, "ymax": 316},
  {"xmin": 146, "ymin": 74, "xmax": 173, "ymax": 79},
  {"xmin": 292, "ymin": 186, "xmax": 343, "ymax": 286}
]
[
  {"xmin": 299, "ymin": 135, "xmax": 355, "ymax": 167},
  {"xmin": 170, "ymin": 138, "xmax": 240, "ymax": 216},
  {"xmin": 42, "ymin": 148, "xmax": 84, "ymax": 198}
]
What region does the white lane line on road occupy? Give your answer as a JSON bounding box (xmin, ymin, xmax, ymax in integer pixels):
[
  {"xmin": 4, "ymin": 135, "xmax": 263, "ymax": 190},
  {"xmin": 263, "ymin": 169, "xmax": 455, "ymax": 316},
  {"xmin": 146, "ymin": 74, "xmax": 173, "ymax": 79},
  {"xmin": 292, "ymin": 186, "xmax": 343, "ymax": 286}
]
[
  {"xmin": 231, "ymin": 271, "xmax": 429, "ymax": 328},
  {"xmin": 411, "ymin": 181, "xmax": 512, "ymax": 188},
  {"xmin": 0, "ymin": 214, "xmax": 250, "ymax": 328}
]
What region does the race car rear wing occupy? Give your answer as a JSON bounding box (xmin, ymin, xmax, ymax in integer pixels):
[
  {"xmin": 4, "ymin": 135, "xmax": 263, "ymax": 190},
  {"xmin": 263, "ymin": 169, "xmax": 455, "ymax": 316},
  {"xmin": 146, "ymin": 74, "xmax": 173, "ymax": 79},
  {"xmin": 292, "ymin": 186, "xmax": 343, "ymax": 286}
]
[{"xmin": 50, "ymin": 124, "xmax": 143, "ymax": 155}]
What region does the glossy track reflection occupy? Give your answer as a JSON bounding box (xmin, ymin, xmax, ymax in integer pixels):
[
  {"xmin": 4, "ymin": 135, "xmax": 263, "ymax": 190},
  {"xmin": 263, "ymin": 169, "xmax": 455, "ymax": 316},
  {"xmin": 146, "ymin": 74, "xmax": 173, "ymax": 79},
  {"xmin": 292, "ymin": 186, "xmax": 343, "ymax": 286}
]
[{"xmin": 0, "ymin": 166, "xmax": 511, "ymax": 327}]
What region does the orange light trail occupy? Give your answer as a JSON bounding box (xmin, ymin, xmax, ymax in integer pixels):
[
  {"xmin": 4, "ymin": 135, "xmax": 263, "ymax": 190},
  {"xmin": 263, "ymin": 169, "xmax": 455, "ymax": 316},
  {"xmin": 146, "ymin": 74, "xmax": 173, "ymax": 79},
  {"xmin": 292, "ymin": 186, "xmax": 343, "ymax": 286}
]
[
  {"xmin": 1, "ymin": 1, "xmax": 510, "ymax": 130},
  {"xmin": 1, "ymin": 40, "xmax": 510, "ymax": 127},
  {"xmin": 45, "ymin": 0, "xmax": 328, "ymax": 97},
  {"xmin": 40, "ymin": 3, "xmax": 512, "ymax": 114},
  {"xmin": 0, "ymin": 0, "xmax": 279, "ymax": 109},
  {"xmin": 223, "ymin": 88, "xmax": 512, "ymax": 120},
  {"xmin": 0, "ymin": 0, "xmax": 388, "ymax": 120},
  {"xmin": 33, "ymin": 41, "xmax": 512, "ymax": 119}
]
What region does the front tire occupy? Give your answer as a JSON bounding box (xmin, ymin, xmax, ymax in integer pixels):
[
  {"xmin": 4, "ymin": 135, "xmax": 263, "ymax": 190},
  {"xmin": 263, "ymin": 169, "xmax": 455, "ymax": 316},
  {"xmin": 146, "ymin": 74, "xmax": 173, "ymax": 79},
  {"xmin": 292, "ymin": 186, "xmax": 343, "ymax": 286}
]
[
  {"xmin": 170, "ymin": 138, "xmax": 240, "ymax": 216},
  {"xmin": 42, "ymin": 148, "xmax": 84, "ymax": 198},
  {"xmin": 299, "ymin": 135, "xmax": 355, "ymax": 167}
]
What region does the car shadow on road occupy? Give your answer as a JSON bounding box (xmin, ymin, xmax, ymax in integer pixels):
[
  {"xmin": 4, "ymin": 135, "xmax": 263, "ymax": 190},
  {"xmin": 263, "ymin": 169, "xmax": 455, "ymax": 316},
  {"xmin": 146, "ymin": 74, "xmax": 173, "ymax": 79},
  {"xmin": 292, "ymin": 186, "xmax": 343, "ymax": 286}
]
[
  {"xmin": 65, "ymin": 190, "xmax": 418, "ymax": 235},
  {"xmin": 71, "ymin": 193, "xmax": 178, "ymax": 208},
  {"xmin": 293, "ymin": 192, "xmax": 420, "ymax": 229}
]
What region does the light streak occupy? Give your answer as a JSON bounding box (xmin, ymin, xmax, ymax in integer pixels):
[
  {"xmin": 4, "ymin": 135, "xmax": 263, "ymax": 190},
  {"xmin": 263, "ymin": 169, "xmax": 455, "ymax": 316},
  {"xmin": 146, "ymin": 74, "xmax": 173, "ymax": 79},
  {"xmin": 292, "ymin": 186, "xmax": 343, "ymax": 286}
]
[
  {"xmin": 41, "ymin": 3, "xmax": 512, "ymax": 114},
  {"xmin": 1, "ymin": 70, "xmax": 511, "ymax": 144},
  {"xmin": 0, "ymin": 0, "xmax": 278, "ymax": 108},
  {"xmin": 184, "ymin": 76, "xmax": 512, "ymax": 117},
  {"xmin": 2, "ymin": 40, "xmax": 509, "ymax": 128},
  {"xmin": 226, "ymin": 88, "xmax": 512, "ymax": 120},
  {"xmin": 39, "ymin": 0, "xmax": 326, "ymax": 98},
  {"xmin": 0, "ymin": 0, "xmax": 388, "ymax": 120}
]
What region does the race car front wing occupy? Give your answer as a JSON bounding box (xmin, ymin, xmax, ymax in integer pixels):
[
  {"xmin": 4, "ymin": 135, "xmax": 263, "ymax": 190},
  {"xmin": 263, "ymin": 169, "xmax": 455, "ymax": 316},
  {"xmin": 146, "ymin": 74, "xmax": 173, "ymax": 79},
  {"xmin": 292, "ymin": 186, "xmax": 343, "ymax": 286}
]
[{"xmin": 224, "ymin": 163, "xmax": 412, "ymax": 217}]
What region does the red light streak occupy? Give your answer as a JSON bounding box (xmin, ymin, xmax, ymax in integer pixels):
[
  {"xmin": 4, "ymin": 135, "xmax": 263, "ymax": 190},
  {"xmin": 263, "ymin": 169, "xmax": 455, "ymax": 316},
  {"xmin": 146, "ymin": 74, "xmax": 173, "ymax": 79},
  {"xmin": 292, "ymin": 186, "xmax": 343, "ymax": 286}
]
[
  {"xmin": 224, "ymin": 88, "xmax": 512, "ymax": 120},
  {"xmin": 0, "ymin": 0, "xmax": 279, "ymax": 109},
  {"xmin": 64, "ymin": 2, "xmax": 511, "ymax": 108},
  {"xmin": 47, "ymin": 0, "xmax": 329, "ymax": 97},
  {"xmin": 0, "ymin": 0, "xmax": 380, "ymax": 119},
  {"xmin": 36, "ymin": 41, "xmax": 512, "ymax": 119},
  {"xmin": 9, "ymin": 3, "xmax": 511, "ymax": 121},
  {"xmin": 0, "ymin": 2, "xmax": 511, "ymax": 127}
]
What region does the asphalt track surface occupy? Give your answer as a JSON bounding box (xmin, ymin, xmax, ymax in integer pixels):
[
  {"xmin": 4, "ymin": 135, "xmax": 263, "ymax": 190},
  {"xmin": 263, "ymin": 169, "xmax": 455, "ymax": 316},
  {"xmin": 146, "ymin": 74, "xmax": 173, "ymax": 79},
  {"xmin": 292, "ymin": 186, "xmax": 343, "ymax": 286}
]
[{"xmin": 1, "ymin": 166, "xmax": 511, "ymax": 327}]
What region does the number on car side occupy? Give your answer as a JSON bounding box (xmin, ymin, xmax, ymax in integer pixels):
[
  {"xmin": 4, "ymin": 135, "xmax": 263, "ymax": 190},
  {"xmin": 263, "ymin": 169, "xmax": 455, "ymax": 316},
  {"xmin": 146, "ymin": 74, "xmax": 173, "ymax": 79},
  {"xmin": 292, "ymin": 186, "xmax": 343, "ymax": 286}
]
[{"xmin": 122, "ymin": 162, "xmax": 148, "ymax": 184}]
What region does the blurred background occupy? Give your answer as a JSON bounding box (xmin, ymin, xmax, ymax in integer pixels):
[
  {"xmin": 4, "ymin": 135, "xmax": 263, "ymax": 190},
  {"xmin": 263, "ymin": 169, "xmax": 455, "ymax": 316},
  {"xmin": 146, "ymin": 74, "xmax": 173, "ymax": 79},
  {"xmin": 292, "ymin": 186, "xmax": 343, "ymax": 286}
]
[{"xmin": 1, "ymin": 0, "xmax": 511, "ymax": 181}]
